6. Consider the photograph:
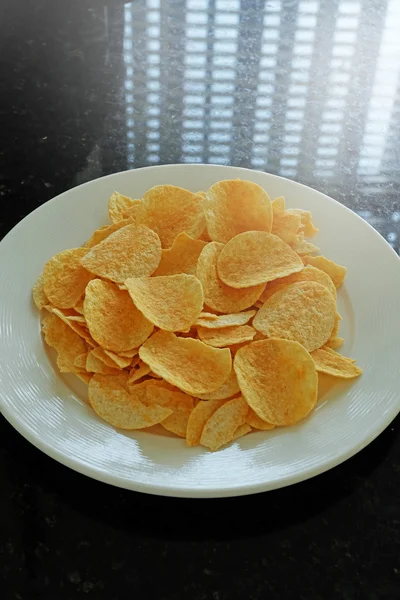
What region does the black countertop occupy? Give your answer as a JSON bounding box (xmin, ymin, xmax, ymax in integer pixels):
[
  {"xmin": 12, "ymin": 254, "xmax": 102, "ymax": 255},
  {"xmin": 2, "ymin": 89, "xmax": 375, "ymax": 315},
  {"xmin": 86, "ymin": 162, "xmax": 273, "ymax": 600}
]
[{"xmin": 1, "ymin": 1, "xmax": 399, "ymax": 598}]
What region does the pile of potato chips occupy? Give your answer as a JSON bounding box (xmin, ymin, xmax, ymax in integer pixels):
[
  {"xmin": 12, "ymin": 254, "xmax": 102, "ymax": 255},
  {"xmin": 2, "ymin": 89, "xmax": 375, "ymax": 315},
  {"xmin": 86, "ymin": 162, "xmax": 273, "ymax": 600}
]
[{"xmin": 33, "ymin": 180, "xmax": 362, "ymax": 451}]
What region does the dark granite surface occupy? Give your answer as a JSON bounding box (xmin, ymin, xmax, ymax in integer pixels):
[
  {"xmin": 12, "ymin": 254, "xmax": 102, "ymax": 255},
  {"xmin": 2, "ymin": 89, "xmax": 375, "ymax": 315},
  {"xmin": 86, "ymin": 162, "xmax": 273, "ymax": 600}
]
[{"xmin": 1, "ymin": 0, "xmax": 399, "ymax": 598}]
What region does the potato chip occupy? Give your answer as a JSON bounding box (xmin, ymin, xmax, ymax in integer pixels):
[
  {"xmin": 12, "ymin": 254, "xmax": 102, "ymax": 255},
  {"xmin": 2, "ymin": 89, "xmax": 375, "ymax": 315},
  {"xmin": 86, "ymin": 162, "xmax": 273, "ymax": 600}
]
[
  {"xmin": 325, "ymin": 336, "xmax": 344, "ymax": 350},
  {"xmin": 44, "ymin": 305, "xmax": 96, "ymax": 346},
  {"xmin": 253, "ymin": 281, "xmax": 336, "ymax": 352},
  {"xmin": 196, "ymin": 369, "xmax": 240, "ymax": 400},
  {"xmin": 41, "ymin": 312, "xmax": 87, "ymax": 373},
  {"xmin": 234, "ymin": 339, "xmax": 318, "ymax": 426},
  {"xmin": 263, "ymin": 264, "xmax": 336, "ymax": 299},
  {"xmin": 288, "ymin": 208, "xmax": 318, "ymax": 237},
  {"xmin": 43, "ymin": 248, "xmax": 94, "ymax": 309},
  {"xmin": 84, "ymin": 279, "xmax": 153, "ymax": 352},
  {"xmin": 108, "ymin": 192, "xmax": 140, "ymax": 223},
  {"xmin": 153, "ymin": 232, "xmax": 207, "ymax": 276},
  {"xmin": 145, "ymin": 385, "xmax": 194, "ymax": 437},
  {"xmin": 136, "ymin": 185, "xmax": 205, "ymax": 248},
  {"xmin": 197, "ymin": 242, "xmax": 265, "ymax": 313},
  {"xmin": 127, "ymin": 360, "xmax": 152, "ymax": 385},
  {"xmin": 32, "ymin": 274, "xmax": 48, "ymax": 310},
  {"xmin": 303, "ymin": 255, "xmax": 346, "ymax": 288},
  {"xmin": 197, "ymin": 324, "xmax": 256, "ymax": 348},
  {"xmin": 204, "ymin": 179, "xmax": 272, "ymax": 243},
  {"xmin": 186, "ymin": 398, "xmax": 227, "ymax": 446},
  {"xmin": 246, "ymin": 408, "xmax": 275, "ymax": 431},
  {"xmin": 125, "ymin": 274, "xmax": 203, "ymax": 332},
  {"xmin": 232, "ymin": 423, "xmax": 252, "ymax": 441},
  {"xmin": 200, "ymin": 396, "xmax": 249, "ymax": 451},
  {"xmin": 291, "ymin": 234, "xmax": 319, "ymax": 256},
  {"xmin": 86, "ymin": 350, "xmax": 121, "ymax": 375},
  {"xmin": 271, "ymin": 196, "xmax": 286, "ymax": 214},
  {"xmin": 74, "ymin": 353, "xmax": 88, "ymax": 371},
  {"xmin": 81, "ymin": 224, "xmax": 161, "ymax": 284},
  {"xmin": 311, "ymin": 347, "xmax": 362, "ymax": 378},
  {"xmin": 195, "ymin": 309, "xmax": 256, "ymax": 329},
  {"xmin": 272, "ymin": 207, "xmax": 301, "ymax": 244},
  {"xmin": 139, "ymin": 330, "xmax": 232, "ymax": 395},
  {"xmin": 83, "ymin": 216, "xmax": 135, "ymax": 248},
  {"xmin": 217, "ymin": 231, "xmax": 303, "ymax": 289},
  {"xmin": 89, "ymin": 374, "xmax": 173, "ymax": 429}
]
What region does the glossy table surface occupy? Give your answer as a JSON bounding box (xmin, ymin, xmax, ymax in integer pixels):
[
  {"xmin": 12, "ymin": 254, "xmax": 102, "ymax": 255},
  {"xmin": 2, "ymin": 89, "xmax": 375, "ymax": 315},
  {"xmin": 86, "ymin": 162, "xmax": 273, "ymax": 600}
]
[{"xmin": 1, "ymin": 1, "xmax": 399, "ymax": 598}]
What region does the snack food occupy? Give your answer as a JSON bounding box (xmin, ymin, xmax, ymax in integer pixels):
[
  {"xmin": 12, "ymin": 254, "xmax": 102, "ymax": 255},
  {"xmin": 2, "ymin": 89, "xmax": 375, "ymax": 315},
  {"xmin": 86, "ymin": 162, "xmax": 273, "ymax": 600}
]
[{"xmin": 34, "ymin": 180, "xmax": 362, "ymax": 451}]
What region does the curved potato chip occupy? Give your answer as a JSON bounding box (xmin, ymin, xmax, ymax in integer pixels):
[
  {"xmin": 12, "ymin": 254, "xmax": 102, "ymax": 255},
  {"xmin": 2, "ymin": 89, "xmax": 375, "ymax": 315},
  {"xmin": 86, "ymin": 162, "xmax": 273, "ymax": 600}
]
[
  {"xmin": 136, "ymin": 185, "xmax": 205, "ymax": 248},
  {"xmin": 44, "ymin": 305, "xmax": 96, "ymax": 346},
  {"xmin": 271, "ymin": 196, "xmax": 286, "ymax": 214},
  {"xmin": 139, "ymin": 330, "xmax": 232, "ymax": 395},
  {"xmin": 86, "ymin": 350, "xmax": 121, "ymax": 375},
  {"xmin": 232, "ymin": 423, "xmax": 252, "ymax": 441},
  {"xmin": 234, "ymin": 339, "xmax": 318, "ymax": 426},
  {"xmin": 324, "ymin": 336, "xmax": 344, "ymax": 350},
  {"xmin": 204, "ymin": 179, "xmax": 272, "ymax": 243},
  {"xmin": 83, "ymin": 216, "xmax": 135, "ymax": 248},
  {"xmin": 195, "ymin": 309, "xmax": 256, "ymax": 329},
  {"xmin": 288, "ymin": 208, "xmax": 318, "ymax": 237},
  {"xmin": 311, "ymin": 347, "xmax": 362, "ymax": 379},
  {"xmin": 217, "ymin": 231, "xmax": 303, "ymax": 289},
  {"xmin": 43, "ymin": 248, "xmax": 94, "ymax": 309},
  {"xmin": 89, "ymin": 374, "xmax": 173, "ymax": 429},
  {"xmin": 84, "ymin": 279, "xmax": 153, "ymax": 352},
  {"xmin": 108, "ymin": 192, "xmax": 140, "ymax": 223},
  {"xmin": 303, "ymin": 255, "xmax": 346, "ymax": 288},
  {"xmin": 291, "ymin": 234, "xmax": 319, "ymax": 256},
  {"xmin": 253, "ymin": 281, "xmax": 336, "ymax": 352},
  {"xmin": 200, "ymin": 396, "xmax": 249, "ymax": 451},
  {"xmin": 153, "ymin": 232, "xmax": 207, "ymax": 276},
  {"xmin": 272, "ymin": 208, "xmax": 301, "ymax": 244},
  {"xmin": 32, "ymin": 274, "xmax": 48, "ymax": 310},
  {"xmin": 186, "ymin": 398, "xmax": 227, "ymax": 446},
  {"xmin": 81, "ymin": 224, "xmax": 161, "ymax": 284},
  {"xmin": 101, "ymin": 349, "xmax": 132, "ymax": 369},
  {"xmin": 263, "ymin": 264, "xmax": 336, "ymax": 299},
  {"xmin": 196, "ymin": 369, "xmax": 240, "ymax": 400},
  {"xmin": 125, "ymin": 274, "xmax": 203, "ymax": 332},
  {"xmin": 246, "ymin": 408, "xmax": 275, "ymax": 431},
  {"xmin": 197, "ymin": 242, "xmax": 265, "ymax": 313},
  {"xmin": 41, "ymin": 312, "xmax": 87, "ymax": 373},
  {"xmin": 197, "ymin": 324, "xmax": 256, "ymax": 348}
]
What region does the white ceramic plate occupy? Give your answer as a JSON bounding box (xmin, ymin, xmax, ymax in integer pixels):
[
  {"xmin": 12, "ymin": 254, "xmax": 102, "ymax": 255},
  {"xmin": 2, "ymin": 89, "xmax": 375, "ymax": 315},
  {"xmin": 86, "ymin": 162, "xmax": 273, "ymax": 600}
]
[{"xmin": 0, "ymin": 164, "xmax": 399, "ymax": 497}]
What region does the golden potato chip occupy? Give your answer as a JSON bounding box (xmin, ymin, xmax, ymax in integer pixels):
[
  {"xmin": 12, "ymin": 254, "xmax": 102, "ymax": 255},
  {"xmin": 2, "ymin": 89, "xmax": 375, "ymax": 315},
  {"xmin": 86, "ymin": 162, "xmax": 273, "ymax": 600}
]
[
  {"xmin": 44, "ymin": 305, "xmax": 96, "ymax": 346},
  {"xmin": 99, "ymin": 349, "xmax": 131, "ymax": 369},
  {"xmin": 263, "ymin": 264, "xmax": 336, "ymax": 299},
  {"xmin": 246, "ymin": 408, "xmax": 275, "ymax": 430},
  {"xmin": 204, "ymin": 179, "xmax": 272, "ymax": 243},
  {"xmin": 232, "ymin": 423, "xmax": 252, "ymax": 441},
  {"xmin": 108, "ymin": 192, "xmax": 140, "ymax": 223},
  {"xmin": 200, "ymin": 396, "xmax": 249, "ymax": 451},
  {"xmin": 253, "ymin": 281, "xmax": 336, "ymax": 352},
  {"xmin": 84, "ymin": 279, "xmax": 153, "ymax": 352},
  {"xmin": 86, "ymin": 350, "xmax": 121, "ymax": 375},
  {"xmin": 89, "ymin": 374, "xmax": 173, "ymax": 429},
  {"xmin": 303, "ymin": 255, "xmax": 346, "ymax": 288},
  {"xmin": 125, "ymin": 274, "xmax": 203, "ymax": 332},
  {"xmin": 81, "ymin": 224, "xmax": 161, "ymax": 284},
  {"xmin": 136, "ymin": 185, "xmax": 205, "ymax": 248},
  {"xmin": 217, "ymin": 231, "xmax": 303, "ymax": 289},
  {"xmin": 195, "ymin": 309, "xmax": 256, "ymax": 329},
  {"xmin": 234, "ymin": 339, "xmax": 318, "ymax": 426},
  {"xmin": 291, "ymin": 233, "xmax": 319, "ymax": 256},
  {"xmin": 43, "ymin": 248, "xmax": 94, "ymax": 309},
  {"xmin": 153, "ymin": 232, "xmax": 207, "ymax": 276},
  {"xmin": 311, "ymin": 347, "xmax": 362, "ymax": 379},
  {"xmin": 74, "ymin": 353, "xmax": 88, "ymax": 371},
  {"xmin": 272, "ymin": 208, "xmax": 301, "ymax": 244},
  {"xmin": 41, "ymin": 312, "xmax": 87, "ymax": 373},
  {"xmin": 127, "ymin": 360, "xmax": 151, "ymax": 386},
  {"xmin": 196, "ymin": 369, "xmax": 240, "ymax": 400},
  {"xmin": 139, "ymin": 330, "xmax": 232, "ymax": 395},
  {"xmin": 83, "ymin": 216, "xmax": 135, "ymax": 248},
  {"xmin": 325, "ymin": 336, "xmax": 344, "ymax": 350},
  {"xmin": 271, "ymin": 196, "xmax": 286, "ymax": 214},
  {"xmin": 288, "ymin": 208, "xmax": 318, "ymax": 237},
  {"xmin": 197, "ymin": 242, "xmax": 265, "ymax": 313},
  {"xmin": 32, "ymin": 274, "xmax": 48, "ymax": 310},
  {"xmin": 197, "ymin": 324, "xmax": 256, "ymax": 348},
  {"xmin": 186, "ymin": 398, "xmax": 227, "ymax": 446}
]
